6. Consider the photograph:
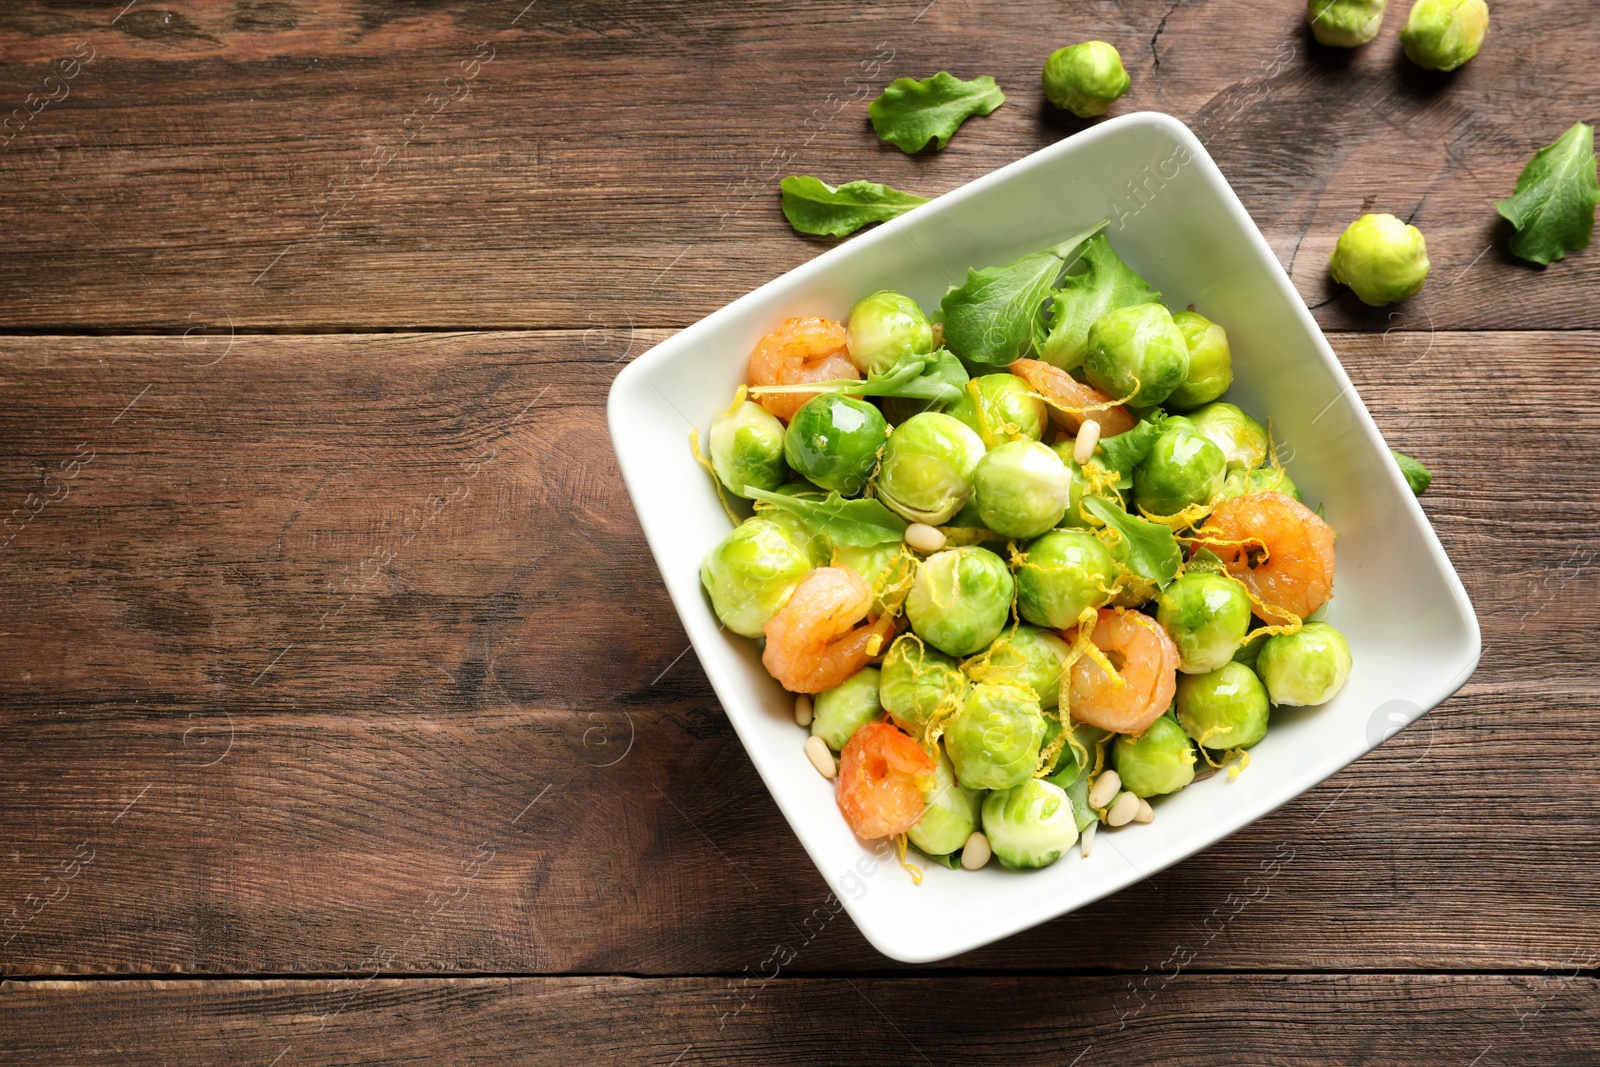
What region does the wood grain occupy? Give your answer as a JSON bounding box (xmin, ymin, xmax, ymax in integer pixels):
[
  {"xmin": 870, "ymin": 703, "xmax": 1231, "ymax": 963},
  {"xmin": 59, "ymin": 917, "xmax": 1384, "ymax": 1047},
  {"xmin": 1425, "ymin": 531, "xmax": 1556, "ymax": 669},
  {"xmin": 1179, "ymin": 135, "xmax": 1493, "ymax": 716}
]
[
  {"xmin": 2, "ymin": 330, "xmax": 1597, "ymax": 976},
  {"xmin": 0, "ymin": 0, "xmax": 1594, "ymax": 332},
  {"xmin": 3, "ymin": 975, "xmax": 1597, "ymax": 1065}
]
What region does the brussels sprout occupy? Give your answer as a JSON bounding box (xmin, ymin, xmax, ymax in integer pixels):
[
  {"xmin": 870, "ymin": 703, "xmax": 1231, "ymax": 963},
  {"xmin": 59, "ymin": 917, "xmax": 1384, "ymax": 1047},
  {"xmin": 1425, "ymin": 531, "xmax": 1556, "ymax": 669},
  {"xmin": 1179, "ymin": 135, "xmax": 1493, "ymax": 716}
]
[
  {"xmin": 1164, "ymin": 311, "xmax": 1233, "ymax": 412},
  {"xmin": 1132, "ymin": 425, "xmax": 1227, "ymax": 515},
  {"xmin": 1157, "ymin": 571, "xmax": 1251, "ymax": 674},
  {"xmin": 783, "ymin": 394, "xmax": 889, "ymax": 496},
  {"xmin": 1015, "ymin": 529, "xmax": 1119, "ymax": 629},
  {"xmin": 972, "ymin": 440, "xmax": 1074, "ymax": 539},
  {"xmin": 811, "ymin": 667, "xmax": 883, "ymax": 751},
  {"xmin": 1329, "ymin": 213, "xmax": 1430, "ymax": 307},
  {"xmin": 1308, "ymin": 0, "xmax": 1388, "ymax": 46},
  {"xmin": 847, "ymin": 290, "xmax": 935, "ymax": 376},
  {"xmin": 944, "ymin": 681, "xmax": 1045, "ymax": 791},
  {"xmin": 945, "ymin": 373, "xmax": 1048, "ymax": 448},
  {"xmin": 1187, "ymin": 402, "xmax": 1269, "ymax": 471},
  {"xmin": 964, "ymin": 625, "xmax": 1072, "ymax": 708},
  {"xmin": 709, "ymin": 400, "xmax": 788, "ymax": 498},
  {"xmin": 1176, "ymin": 661, "xmax": 1270, "ymax": 751},
  {"xmin": 875, "ymin": 412, "xmax": 988, "ymax": 525},
  {"xmin": 879, "ymin": 634, "xmax": 967, "ymax": 736},
  {"xmin": 1049, "ymin": 441, "xmax": 1126, "ymax": 524},
  {"xmin": 1400, "ymin": 0, "xmax": 1488, "ymax": 71},
  {"xmin": 906, "ymin": 546, "xmax": 1015, "ymax": 657},
  {"xmin": 1084, "ymin": 303, "xmax": 1191, "ymax": 409},
  {"xmin": 1257, "ymin": 622, "xmax": 1353, "ymax": 706},
  {"xmin": 698, "ymin": 518, "xmax": 813, "ymax": 638},
  {"xmin": 981, "ymin": 778, "xmax": 1079, "ymax": 869},
  {"xmin": 907, "ymin": 747, "xmax": 984, "ymax": 857},
  {"xmin": 1219, "ymin": 465, "xmax": 1301, "ymax": 503},
  {"xmin": 1041, "ymin": 41, "xmax": 1131, "ymax": 118},
  {"xmin": 1112, "ymin": 713, "xmax": 1197, "ymax": 798},
  {"xmin": 834, "ymin": 541, "xmax": 916, "ymax": 616}
]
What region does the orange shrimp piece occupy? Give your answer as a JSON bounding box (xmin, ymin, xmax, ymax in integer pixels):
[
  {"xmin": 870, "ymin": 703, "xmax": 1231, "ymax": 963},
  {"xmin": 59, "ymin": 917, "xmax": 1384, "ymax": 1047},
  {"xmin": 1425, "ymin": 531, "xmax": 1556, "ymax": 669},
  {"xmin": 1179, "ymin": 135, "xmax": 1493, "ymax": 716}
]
[
  {"xmin": 837, "ymin": 721, "xmax": 935, "ymax": 839},
  {"xmin": 748, "ymin": 316, "xmax": 860, "ymax": 421},
  {"xmin": 763, "ymin": 566, "xmax": 897, "ymax": 693},
  {"xmin": 1200, "ymin": 492, "xmax": 1335, "ymax": 625},
  {"xmin": 1068, "ymin": 607, "xmax": 1180, "ymax": 735},
  {"xmin": 1009, "ymin": 358, "xmax": 1136, "ymax": 438}
]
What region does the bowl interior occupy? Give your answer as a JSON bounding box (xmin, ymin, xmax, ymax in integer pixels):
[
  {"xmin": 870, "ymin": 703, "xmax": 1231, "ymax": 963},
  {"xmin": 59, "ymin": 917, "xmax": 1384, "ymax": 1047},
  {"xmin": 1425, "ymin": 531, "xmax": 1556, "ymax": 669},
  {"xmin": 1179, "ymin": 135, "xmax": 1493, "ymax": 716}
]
[{"xmin": 607, "ymin": 112, "xmax": 1480, "ymax": 963}]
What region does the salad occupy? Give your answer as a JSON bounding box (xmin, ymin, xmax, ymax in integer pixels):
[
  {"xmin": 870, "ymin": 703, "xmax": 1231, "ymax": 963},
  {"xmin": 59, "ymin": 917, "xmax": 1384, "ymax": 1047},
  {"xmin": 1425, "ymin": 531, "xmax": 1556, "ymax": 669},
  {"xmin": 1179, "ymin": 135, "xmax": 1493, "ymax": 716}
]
[{"xmin": 695, "ymin": 223, "xmax": 1351, "ymax": 874}]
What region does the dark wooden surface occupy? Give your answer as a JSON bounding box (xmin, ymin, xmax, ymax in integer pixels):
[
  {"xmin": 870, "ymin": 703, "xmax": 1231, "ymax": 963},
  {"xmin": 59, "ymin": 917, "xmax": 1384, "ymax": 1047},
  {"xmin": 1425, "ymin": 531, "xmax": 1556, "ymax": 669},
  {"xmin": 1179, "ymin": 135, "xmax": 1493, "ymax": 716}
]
[{"xmin": 2, "ymin": 2, "xmax": 1597, "ymax": 1063}]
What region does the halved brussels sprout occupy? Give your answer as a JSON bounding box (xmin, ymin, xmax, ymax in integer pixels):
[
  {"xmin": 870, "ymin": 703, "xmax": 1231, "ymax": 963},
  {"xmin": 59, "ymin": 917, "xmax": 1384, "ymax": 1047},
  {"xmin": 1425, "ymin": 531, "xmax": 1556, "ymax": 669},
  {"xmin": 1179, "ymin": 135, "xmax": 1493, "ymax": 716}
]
[
  {"xmin": 875, "ymin": 412, "xmax": 988, "ymax": 525},
  {"xmin": 783, "ymin": 393, "xmax": 889, "ymax": 496},
  {"xmin": 945, "ymin": 373, "xmax": 1047, "ymax": 448},
  {"xmin": 963, "ymin": 624, "xmax": 1072, "ymax": 709},
  {"xmin": 1257, "ymin": 622, "xmax": 1352, "ymax": 706},
  {"xmin": 879, "ymin": 634, "xmax": 967, "ymax": 737},
  {"xmin": 1187, "ymin": 402, "xmax": 1269, "ymax": 471},
  {"xmin": 709, "ymin": 399, "xmax": 788, "ymax": 498},
  {"xmin": 1164, "ymin": 310, "xmax": 1233, "ymax": 412},
  {"xmin": 1156, "ymin": 570, "xmax": 1253, "ymax": 673},
  {"xmin": 1176, "ymin": 661, "xmax": 1270, "ymax": 750},
  {"xmin": 699, "ymin": 518, "xmax": 813, "ymax": 638},
  {"xmin": 905, "ymin": 546, "xmax": 1015, "ymax": 657},
  {"xmin": 907, "ymin": 746, "xmax": 984, "ymax": 857},
  {"xmin": 1084, "ymin": 303, "xmax": 1190, "ymax": 409},
  {"xmin": 1112, "ymin": 713, "xmax": 1197, "ymax": 797},
  {"xmin": 972, "ymin": 439, "xmax": 1074, "ymax": 538},
  {"xmin": 981, "ymin": 778, "xmax": 1079, "ymax": 869},
  {"xmin": 1132, "ymin": 424, "xmax": 1227, "ymax": 515},
  {"xmin": 944, "ymin": 680, "xmax": 1045, "ymax": 791},
  {"xmin": 847, "ymin": 290, "xmax": 935, "ymax": 376},
  {"xmin": 811, "ymin": 666, "xmax": 883, "ymax": 751},
  {"xmin": 1015, "ymin": 529, "xmax": 1119, "ymax": 629}
]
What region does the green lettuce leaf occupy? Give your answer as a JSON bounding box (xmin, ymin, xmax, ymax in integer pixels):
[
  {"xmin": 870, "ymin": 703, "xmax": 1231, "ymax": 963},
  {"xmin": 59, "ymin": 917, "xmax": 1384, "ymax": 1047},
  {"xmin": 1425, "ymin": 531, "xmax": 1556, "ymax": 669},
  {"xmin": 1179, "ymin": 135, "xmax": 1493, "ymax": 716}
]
[
  {"xmin": 1090, "ymin": 414, "xmax": 1168, "ymax": 491},
  {"xmin": 1083, "ymin": 495, "xmax": 1182, "ymax": 587},
  {"xmin": 1495, "ymin": 122, "xmax": 1600, "ymax": 267},
  {"xmin": 1390, "ymin": 449, "xmax": 1433, "ymax": 496},
  {"xmin": 748, "ymin": 348, "xmax": 969, "ymax": 406},
  {"xmin": 1034, "ymin": 235, "xmax": 1162, "ymax": 370},
  {"xmin": 868, "ymin": 72, "xmax": 1005, "ymax": 154},
  {"xmin": 746, "ymin": 487, "xmax": 907, "ymax": 547},
  {"xmin": 780, "ymin": 176, "xmax": 930, "ymax": 238},
  {"xmin": 939, "ymin": 222, "xmax": 1108, "ymax": 366}
]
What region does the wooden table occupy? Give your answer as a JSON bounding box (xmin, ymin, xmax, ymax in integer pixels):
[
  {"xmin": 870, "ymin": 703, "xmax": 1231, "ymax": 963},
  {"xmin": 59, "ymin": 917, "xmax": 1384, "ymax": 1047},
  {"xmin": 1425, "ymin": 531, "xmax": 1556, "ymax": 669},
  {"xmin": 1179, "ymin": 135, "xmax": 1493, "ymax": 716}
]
[{"xmin": 2, "ymin": 2, "xmax": 1596, "ymax": 1062}]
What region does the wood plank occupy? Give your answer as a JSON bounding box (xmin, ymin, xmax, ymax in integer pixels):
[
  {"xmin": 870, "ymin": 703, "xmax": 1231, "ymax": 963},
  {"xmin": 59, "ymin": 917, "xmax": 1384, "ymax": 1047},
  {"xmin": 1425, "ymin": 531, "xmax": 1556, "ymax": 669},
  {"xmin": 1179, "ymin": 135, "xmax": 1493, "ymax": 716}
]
[
  {"xmin": 3, "ymin": 975, "xmax": 1597, "ymax": 1065},
  {"xmin": 2, "ymin": 330, "xmax": 1598, "ymax": 976},
  {"xmin": 0, "ymin": 1, "xmax": 1594, "ymax": 331}
]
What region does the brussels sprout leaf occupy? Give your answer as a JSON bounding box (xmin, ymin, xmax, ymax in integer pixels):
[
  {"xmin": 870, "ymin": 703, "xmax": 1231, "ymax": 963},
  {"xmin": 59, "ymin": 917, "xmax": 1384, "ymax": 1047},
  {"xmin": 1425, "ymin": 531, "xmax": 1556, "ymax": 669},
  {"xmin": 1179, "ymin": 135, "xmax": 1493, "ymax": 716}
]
[
  {"xmin": 1083, "ymin": 495, "xmax": 1182, "ymax": 587},
  {"xmin": 780, "ymin": 176, "xmax": 930, "ymax": 238},
  {"xmin": 747, "ymin": 348, "xmax": 969, "ymax": 406},
  {"xmin": 1089, "ymin": 414, "xmax": 1168, "ymax": 490},
  {"xmin": 1495, "ymin": 122, "xmax": 1600, "ymax": 267},
  {"xmin": 1033, "ymin": 236, "xmax": 1162, "ymax": 370},
  {"xmin": 746, "ymin": 487, "xmax": 907, "ymax": 547},
  {"xmin": 1390, "ymin": 449, "xmax": 1433, "ymax": 496},
  {"xmin": 868, "ymin": 72, "xmax": 1005, "ymax": 153},
  {"xmin": 940, "ymin": 221, "xmax": 1109, "ymax": 366}
]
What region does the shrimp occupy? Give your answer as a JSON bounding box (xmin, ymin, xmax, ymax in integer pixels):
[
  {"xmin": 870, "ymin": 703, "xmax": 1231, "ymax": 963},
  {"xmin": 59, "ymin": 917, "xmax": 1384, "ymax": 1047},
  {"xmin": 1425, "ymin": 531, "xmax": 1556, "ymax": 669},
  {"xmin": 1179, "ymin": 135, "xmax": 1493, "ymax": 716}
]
[
  {"xmin": 1199, "ymin": 491, "xmax": 1335, "ymax": 625},
  {"xmin": 837, "ymin": 721, "xmax": 936, "ymax": 839},
  {"xmin": 1067, "ymin": 607, "xmax": 1180, "ymax": 735},
  {"xmin": 1009, "ymin": 358, "xmax": 1136, "ymax": 438},
  {"xmin": 748, "ymin": 316, "xmax": 860, "ymax": 421},
  {"xmin": 763, "ymin": 566, "xmax": 897, "ymax": 694}
]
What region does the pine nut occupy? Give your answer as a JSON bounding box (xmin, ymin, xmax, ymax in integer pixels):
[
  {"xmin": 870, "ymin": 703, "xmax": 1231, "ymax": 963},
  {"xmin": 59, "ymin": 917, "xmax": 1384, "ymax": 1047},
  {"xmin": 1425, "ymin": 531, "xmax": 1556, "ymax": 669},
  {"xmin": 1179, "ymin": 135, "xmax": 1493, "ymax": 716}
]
[
  {"xmin": 1088, "ymin": 769, "xmax": 1121, "ymax": 809},
  {"xmin": 794, "ymin": 694, "xmax": 813, "ymax": 728},
  {"xmin": 960, "ymin": 831, "xmax": 991, "ymax": 870},
  {"xmin": 804, "ymin": 735, "xmax": 836, "ymax": 779},
  {"xmin": 1106, "ymin": 790, "xmax": 1140, "ymax": 827},
  {"xmin": 1073, "ymin": 419, "xmax": 1102, "ymax": 465},
  {"xmin": 1134, "ymin": 798, "xmax": 1155, "ymax": 824},
  {"xmin": 1080, "ymin": 819, "xmax": 1096, "ymax": 858},
  {"xmin": 904, "ymin": 523, "xmax": 947, "ymax": 554}
]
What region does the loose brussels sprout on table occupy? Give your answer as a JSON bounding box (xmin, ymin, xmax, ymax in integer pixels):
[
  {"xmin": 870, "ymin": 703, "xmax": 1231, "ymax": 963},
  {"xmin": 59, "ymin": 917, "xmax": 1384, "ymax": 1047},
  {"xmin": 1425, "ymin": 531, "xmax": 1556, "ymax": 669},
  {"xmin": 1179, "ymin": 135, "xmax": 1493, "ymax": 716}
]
[
  {"xmin": 1308, "ymin": 0, "xmax": 1388, "ymax": 46},
  {"xmin": 1042, "ymin": 41, "xmax": 1131, "ymax": 118},
  {"xmin": 1400, "ymin": 0, "xmax": 1488, "ymax": 71},
  {"xmin": 696, "ymin": 232, "xmax": 1355, "ymax": 876}
]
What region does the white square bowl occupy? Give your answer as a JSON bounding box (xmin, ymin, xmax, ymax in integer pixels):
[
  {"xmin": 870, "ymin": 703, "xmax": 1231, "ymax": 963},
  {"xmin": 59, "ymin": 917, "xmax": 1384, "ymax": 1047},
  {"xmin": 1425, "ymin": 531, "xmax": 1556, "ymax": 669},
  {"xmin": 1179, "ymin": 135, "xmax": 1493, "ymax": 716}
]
[{"xmin": 607, "ymin": 111, "xmax": 1481, "ymax": 964}]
